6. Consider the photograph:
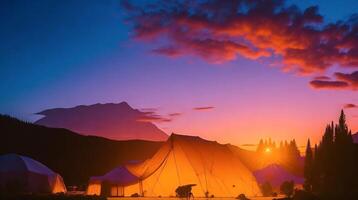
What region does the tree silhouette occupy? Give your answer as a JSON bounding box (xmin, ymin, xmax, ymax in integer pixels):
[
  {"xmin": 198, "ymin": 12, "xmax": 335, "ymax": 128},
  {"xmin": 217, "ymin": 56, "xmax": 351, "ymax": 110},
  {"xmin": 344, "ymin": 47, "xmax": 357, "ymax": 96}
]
[
  {"xmin": 260, "ymin": 181, "xmax": 273, "ymax": 197},
  {"xmin": 306, "ymin": 110, "xmax": 358, "ymax": 199},
  {"xmin": 280, "ymin": 181, "xmax": 294, "ymax": 197},
  {"xmin": 303, "ymin": 139, "xmax": 313, "ymax": 192}
]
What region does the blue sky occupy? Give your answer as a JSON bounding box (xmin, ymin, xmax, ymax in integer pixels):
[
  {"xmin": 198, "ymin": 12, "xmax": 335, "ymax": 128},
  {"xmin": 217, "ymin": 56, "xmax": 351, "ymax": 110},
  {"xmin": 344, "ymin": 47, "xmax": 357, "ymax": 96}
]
[{"xmin": 0, "ymin": 0, "xmax": 357, "ymax": 145}]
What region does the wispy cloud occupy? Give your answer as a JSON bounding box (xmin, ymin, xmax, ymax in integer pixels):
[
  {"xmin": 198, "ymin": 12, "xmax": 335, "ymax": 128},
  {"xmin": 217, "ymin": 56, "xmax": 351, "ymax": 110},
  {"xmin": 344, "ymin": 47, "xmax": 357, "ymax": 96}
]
[
  {"xmin": 313, "ymin": 76, "xmax": 331, "ymax": 80},
  {"xmin": 310, "ymin": 71, "xmax": 358, "ymax": 90},
  {"xmin": 137, "ymin": 108, "xmax": 182, "ymax": 123},
  {"xmin": 168, "ymin": 112, "xmax": 182, "ymax": 117},
  {"xmin": 139, "ymin": 108, "xmax": 158, "ymax": 112},
  {"xmin": 137, "ymin": 111, "xmax": 172, "ymax": 123},
  {"xmin": 309, "ymin": 80, "xmax": 349, "ymax": 90},
  {"xmin": 344, "ymin": 103, "xmax": 357, "ymax": 109},
  {"xmin": 193, "ymin": 106, "xmax": 215, "ymax": 111},
  {"xmin": 241, "ymin": 144, "xmax": 257, "ymax": 147}
]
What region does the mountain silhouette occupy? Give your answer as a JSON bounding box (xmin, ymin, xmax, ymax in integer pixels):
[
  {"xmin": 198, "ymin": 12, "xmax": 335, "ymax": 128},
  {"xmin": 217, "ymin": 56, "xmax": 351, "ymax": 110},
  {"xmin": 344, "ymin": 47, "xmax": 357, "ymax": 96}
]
[
  {"xmin": 0, "ymin": 115, "xmax": 162, "ymax": 186},
  {"xmin": 35, "ymin": 102, "xmax": 168, "ymax": 141}
]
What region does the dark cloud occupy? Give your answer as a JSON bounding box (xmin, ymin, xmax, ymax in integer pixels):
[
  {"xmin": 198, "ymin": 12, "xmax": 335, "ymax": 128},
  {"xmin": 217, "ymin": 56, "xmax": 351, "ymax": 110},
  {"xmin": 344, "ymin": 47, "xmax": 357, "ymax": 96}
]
[
  {"xmin": 309, "ymin": 80, "xmax": 349, "ymax": 89},
  {"xmin": 309, "ymin": 71, "xmax": 358, "ymax": 90},
  {"xmin": 344, "ymin": 103, "xmax": 357, "ymax": 109},
  {"xmin": 193, "ymin": 106, "xmax": 215, "ymax": 111},
  {"xmin": 168, "ymin": 112, "xmax": 182, "ymax": 117},
  {"xmin": 335, "ymin": 71, "xmax": 358, "ymax": 89},
  {"xmin": 122, "ymin": 0, "xmax": 358, "ymax": 90}
]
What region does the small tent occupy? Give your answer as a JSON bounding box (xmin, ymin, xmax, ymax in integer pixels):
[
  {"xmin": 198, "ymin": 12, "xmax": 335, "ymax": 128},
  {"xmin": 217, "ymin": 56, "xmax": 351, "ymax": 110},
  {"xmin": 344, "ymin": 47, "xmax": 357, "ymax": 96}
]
[
  {"xmin": 0, "ymin": 154, "xmax": 66, "ymax": 194},
  {"xmin": 87, "ymin": 166, "xmax": 138, "ymax": 196},
  {"xmin": 88, "ymin": 134, "xmax": 261, "ymax": 197},
  {"xmin": 253, "ymin": 164, "xmax": 304, "ymax": 188}
]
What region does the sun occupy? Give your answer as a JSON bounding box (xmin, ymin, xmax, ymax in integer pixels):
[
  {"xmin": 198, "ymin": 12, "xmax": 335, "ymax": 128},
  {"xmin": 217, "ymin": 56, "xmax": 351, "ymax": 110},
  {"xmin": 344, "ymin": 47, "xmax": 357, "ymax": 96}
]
[{"xmin": 265, "ymin": 147, "xmax": 271, "ymax": 153}]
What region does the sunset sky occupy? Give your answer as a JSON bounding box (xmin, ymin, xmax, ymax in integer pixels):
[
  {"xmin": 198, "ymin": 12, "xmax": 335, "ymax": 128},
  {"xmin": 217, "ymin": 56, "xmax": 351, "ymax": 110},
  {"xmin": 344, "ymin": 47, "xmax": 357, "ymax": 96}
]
[{"xmin": 0, "ymin": 0, "xmax": 357, "ymax": 147}]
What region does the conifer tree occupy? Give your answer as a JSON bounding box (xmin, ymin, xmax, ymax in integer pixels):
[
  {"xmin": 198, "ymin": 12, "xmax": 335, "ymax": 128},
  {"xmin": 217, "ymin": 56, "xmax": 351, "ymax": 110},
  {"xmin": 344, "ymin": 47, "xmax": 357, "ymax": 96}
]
[
  {"xmin": 308, "ymin": 110, "xmax": 357, "ymax": 198},
  {"xmin": 304, "ymin": 139, "xmax": 313, "ymax": 192},
  {"xmin": 257, "ymin": 139, "xmax": 264, "ymax": 152}
]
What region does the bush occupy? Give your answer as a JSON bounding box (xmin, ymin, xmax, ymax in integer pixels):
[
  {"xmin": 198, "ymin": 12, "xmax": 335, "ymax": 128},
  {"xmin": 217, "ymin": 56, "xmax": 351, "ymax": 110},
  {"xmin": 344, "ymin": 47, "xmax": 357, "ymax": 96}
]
[
  {"xmin": 293, "ymin": 190, "xmax": 319, "ymax": 200},
  {"xmin": 0, "ymin": 194, "xmax": 106, "ymax": 200},
  {"xmin": 260, "ymin": 181, "xmax": 273, "ymax": 197},
  {"xmin": 131, "ymin": 193, "xmax": 140, "ymax": 197},
  {"xmin": 236, "ymin": 193, "xmax": 250, "ymax": 200},
  {"xmin": 280, "ymin": 181, "xmax": 294, "ymax": 197}
]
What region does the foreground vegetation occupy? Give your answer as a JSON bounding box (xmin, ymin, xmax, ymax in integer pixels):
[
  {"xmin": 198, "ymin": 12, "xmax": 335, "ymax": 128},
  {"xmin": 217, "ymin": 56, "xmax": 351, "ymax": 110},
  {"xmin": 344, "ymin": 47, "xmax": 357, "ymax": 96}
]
[
  {"xmin": 303, "ymin": 111, "xmax": 358, "ymax": 199},
  {"xmin": 0, "ymin": 194, "xmax": 105, "ymax": 200}
]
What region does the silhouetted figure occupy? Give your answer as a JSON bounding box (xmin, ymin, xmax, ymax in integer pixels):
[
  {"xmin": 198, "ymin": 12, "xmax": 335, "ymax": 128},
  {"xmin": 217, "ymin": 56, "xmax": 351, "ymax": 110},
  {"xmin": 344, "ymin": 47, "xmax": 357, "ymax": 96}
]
[
  {"xmin": 175, "ymin": 184, "xmax": 196, "ymax": 200},
  {"xmin": 236, "ymin": 193, "xmax": 250, "ymax": 200}
]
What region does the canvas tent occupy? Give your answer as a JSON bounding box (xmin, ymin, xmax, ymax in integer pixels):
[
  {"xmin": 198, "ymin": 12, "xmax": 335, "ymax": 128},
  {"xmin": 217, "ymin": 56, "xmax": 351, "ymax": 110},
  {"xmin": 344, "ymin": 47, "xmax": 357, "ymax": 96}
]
[
  {"xmin": 0, "ymin": 154, "xmax": 66, "ymax": 194},
  {"xmin": 87, "ymin": 134, "xmax": 261, "ymax": 197},
  {"xmin": 87, "ymin": 166, "xmax": 138, "ymax": 196}
]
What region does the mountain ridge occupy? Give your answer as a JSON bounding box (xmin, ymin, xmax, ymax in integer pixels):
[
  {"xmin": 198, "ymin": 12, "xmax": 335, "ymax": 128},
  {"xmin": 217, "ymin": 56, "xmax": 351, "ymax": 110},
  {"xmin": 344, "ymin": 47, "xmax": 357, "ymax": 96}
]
[
  {"xmin": 0, "ymin": 114, "xmax": 162, "ymax": 186},
  {"xmin": 35, "ymin": 102, "xmax": 168, "ymax": 141}
]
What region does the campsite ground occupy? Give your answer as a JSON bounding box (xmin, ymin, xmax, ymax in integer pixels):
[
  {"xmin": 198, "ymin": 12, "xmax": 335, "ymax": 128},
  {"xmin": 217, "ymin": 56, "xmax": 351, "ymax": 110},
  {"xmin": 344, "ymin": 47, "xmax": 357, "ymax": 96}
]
[{"xmin": 107, "ymin": 197, "xmax": 277, "ymax": 200}]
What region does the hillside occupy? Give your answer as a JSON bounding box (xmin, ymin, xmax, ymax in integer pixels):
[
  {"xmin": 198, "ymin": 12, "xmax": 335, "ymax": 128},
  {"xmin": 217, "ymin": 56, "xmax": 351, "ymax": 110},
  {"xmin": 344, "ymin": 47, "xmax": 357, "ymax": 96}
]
[
  {"xmin": 0, "ymin": 115, "xmax": 162, "ymax": 186},
  {"xmin": 35, "ymin": 102, "xmax": 168, "ymax": 141}
]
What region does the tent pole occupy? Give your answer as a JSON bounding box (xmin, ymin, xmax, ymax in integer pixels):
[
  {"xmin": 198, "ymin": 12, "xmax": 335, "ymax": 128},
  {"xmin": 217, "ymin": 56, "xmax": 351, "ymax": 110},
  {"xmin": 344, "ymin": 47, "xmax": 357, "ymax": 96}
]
[{"xmin": 139, "ymin": 179, "xmax": 144, "ymax": 197}]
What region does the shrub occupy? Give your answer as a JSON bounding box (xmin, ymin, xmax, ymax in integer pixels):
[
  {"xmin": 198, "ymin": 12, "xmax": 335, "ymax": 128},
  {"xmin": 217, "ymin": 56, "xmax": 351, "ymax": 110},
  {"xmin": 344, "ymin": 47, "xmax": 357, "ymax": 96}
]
[{"xmin": 260, "ymin": 181, "xmax": 273, "ymax": 197}]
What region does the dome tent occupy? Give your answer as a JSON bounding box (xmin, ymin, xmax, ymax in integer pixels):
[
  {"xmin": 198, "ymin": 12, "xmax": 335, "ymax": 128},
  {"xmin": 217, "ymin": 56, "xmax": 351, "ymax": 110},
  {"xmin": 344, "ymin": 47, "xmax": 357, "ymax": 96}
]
[
  {"xmin": 253, "ymin": 164, "xmax": 304, "ymax": 188},
  {"xmin": 0, "ymin": 154, "xmax": 66, "ymax": 194}
]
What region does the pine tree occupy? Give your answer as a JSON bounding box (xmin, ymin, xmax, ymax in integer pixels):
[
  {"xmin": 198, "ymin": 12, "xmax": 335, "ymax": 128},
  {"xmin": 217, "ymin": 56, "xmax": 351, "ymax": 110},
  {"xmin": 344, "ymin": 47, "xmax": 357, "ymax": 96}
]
[
  {"xmin": 334, "ymin": 110, "xmax": 355, "ymax": 197},
  {"xmin": 309, "ymin": 110, "xmax": 358, "ymax": 198},
  {"xmin": 257, "ymin": 139, "xmax": 264, "ymax": 152},
  {"xmin": 304, "ymin": 139, "xmax": 313, "ymax": 192}
]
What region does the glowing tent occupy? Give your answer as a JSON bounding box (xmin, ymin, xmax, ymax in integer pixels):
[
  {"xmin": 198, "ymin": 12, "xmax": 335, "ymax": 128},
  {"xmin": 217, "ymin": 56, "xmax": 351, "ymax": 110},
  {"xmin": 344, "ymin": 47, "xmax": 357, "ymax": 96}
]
[
  {"xmin": 0, "ymin": 154, "xmax": 66, "ymax": 194},
  {"xmin": 253, "ymin": 164, "xmax": 304, "ymax": 188},
  {"xmin": 94, "ymin": 134, "xmax": 260, "ymax": 197},
  {"xmin": 87, "ymin": 166, "xmax": 138, "ymax": 196}
]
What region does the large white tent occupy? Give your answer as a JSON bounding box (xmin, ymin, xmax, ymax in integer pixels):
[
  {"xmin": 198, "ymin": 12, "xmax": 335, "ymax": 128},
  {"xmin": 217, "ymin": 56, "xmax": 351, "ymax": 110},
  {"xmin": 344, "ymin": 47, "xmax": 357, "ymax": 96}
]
[
  {"xmin": 0, "ymin": 154, "xmax": 66, "ymax": 194},
  {"xmin": 87, "ymin": 134, "xmax": 261, "ymax": 197}
]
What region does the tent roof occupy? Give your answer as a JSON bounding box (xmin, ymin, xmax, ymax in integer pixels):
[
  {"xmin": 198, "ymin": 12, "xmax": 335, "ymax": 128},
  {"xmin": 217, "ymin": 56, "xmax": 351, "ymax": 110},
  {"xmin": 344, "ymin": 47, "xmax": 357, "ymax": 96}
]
[
  {"xmin": 90, "ymin": 166, "xmax": 138, "ymax": 185},
  {"xmin": 0, "ymin": 154, "xmax": 55, "ymax": 176}
]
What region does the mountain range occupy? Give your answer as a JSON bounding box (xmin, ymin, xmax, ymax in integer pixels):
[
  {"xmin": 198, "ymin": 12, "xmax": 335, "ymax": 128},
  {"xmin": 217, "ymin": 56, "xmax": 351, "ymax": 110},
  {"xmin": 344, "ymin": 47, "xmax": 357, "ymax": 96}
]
[{"xmin": 35, "ymin": 102, "xmax": 168, "ymax": 141}]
